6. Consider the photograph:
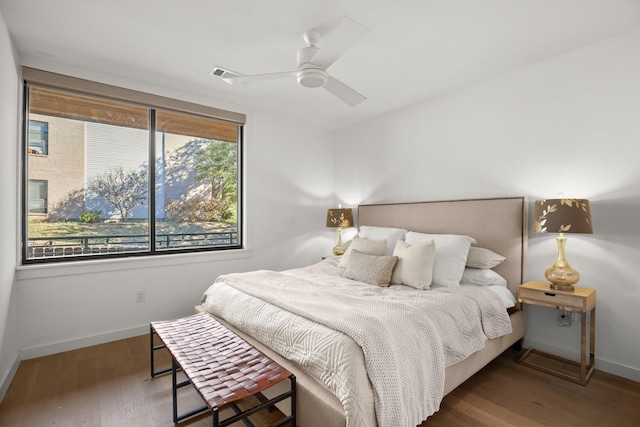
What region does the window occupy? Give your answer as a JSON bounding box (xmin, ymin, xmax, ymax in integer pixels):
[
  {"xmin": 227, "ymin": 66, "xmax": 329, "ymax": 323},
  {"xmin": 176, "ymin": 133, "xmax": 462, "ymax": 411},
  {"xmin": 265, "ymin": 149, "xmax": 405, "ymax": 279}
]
[
  {"xmin": 22, "ymin": 68, "xmax": 244, "ymax": 263},
  {"xmin": 28, "ymin": 179, "xmax": 48, "ymax": 213},
  {"xmin": 28, "ymin": 120, "xmax": 48, "ymax": 154}
]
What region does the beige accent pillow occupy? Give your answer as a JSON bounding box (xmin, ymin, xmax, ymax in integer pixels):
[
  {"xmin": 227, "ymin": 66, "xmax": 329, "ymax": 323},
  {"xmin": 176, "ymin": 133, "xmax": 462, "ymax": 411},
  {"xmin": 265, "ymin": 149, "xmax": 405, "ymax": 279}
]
[
  {"xmin": 338, "ymin": 237, "xmax": 387, "ymax": 268},
  {"xmin": 342, "ymin": 249, "xmax": 398, "ymax": 287},
  {"xmin": 466, "ymin": 247, "xmax": 505, "ymax": 269},
  {"xmin": 390, "ymin": 240, "xmax": 436, "ymax": 289}
]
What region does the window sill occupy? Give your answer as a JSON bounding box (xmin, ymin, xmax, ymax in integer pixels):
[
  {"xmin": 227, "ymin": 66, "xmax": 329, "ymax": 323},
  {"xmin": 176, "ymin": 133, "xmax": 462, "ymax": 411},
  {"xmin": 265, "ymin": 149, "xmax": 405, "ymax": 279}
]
[{"xmin": 15, "ymin": 248, "xmax": 253, "ymax": 280}]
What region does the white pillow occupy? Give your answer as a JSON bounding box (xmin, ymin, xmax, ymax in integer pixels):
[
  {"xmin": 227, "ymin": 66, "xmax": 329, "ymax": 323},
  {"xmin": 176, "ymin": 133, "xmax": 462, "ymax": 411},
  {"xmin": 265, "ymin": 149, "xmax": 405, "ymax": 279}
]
[
  {"xmin": 487, "ymin": 286, "xmax": 516, "ymax": 309},
  {"xmin": 460, "ymin": 267, "xmax": 508, "ymax": 287},
  {"xmin": 338, "ymin": 237, "xmax": 387, "ymax": 268},
  {"xmin": 466, "ymin": 247, "xmax": 505, "ymax": 269},
  {"xmin": 390, "ymin": 240, "xmax": 436, "ymax": 290},
  {"xmin": 405, "ymin": 232, "xmax": 476, "ymax": 287},
  {"xmin": 358, "ymin": 226, "xmax": 408, "ymax": 256}
]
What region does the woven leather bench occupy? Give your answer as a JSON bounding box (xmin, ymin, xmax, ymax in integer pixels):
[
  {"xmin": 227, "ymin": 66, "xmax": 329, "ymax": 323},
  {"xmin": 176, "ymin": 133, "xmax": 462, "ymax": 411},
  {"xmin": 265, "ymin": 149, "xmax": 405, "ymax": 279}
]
[{"xmin": 150, "ymin": 312, "xmax": 296, "ymax": 427}]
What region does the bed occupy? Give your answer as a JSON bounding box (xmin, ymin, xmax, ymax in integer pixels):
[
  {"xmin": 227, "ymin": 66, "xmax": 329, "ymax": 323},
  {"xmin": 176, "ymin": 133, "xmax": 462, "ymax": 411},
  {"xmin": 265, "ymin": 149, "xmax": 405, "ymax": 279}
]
[{"xmin": 196, "ymin": 196, "xmax": 528, "ymax": 427}]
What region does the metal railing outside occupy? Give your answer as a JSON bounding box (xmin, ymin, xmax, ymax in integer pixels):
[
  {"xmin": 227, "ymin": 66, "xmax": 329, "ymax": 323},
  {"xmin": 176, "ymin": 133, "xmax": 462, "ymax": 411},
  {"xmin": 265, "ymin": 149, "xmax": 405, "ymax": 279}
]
[{"xmin": 27, "ymin": 231, "xmax": 238, "ymax": 258}]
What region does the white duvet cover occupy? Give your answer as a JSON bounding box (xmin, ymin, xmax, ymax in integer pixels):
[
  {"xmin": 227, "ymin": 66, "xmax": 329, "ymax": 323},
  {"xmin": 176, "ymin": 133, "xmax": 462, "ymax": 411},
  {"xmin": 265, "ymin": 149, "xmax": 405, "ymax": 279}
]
[{"xmin": 201, "ymin": 258, "xmax": 512, "ymax": 427}]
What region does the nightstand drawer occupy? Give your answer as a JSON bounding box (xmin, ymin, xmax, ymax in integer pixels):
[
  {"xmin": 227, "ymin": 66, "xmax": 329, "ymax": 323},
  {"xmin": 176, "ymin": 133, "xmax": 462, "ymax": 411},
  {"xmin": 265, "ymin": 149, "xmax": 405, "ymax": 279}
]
[
  {"xmin": 518, "ymin": 281, "xmax": 595, "ymax": 312},
  {"xmin": 519, "ymin": 287, "xmax": 585, "ymax": 311}
]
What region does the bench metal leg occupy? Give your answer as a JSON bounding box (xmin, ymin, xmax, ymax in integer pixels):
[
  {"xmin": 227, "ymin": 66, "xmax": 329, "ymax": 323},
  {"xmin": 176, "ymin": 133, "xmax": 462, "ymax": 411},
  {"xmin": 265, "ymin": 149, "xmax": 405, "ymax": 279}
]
[
  {"xmin": 213, "ymin": 406, "xmax": 219, "ymax": 427},
  {"xmin": 172, "ymin": 357, "xmax": 208, "ymax": 423},
  {"xmin": 290, "ymin": 375, "xmax": 297, "ymax": 427},
  {"xmin": 229, "ymin": 402, "xmax": 256, "ymax": 427},
  {"xmin": 211, "ymin": 375, "xmax": 297, "ymax": 427},
  {"xmin": 150, "ymin": 325, "xmax": 171, "ymax": 377}
]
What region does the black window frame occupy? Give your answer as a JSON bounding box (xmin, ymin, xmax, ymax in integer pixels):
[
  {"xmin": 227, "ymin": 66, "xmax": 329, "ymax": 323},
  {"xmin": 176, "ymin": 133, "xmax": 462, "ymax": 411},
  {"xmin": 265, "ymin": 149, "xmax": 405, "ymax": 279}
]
[{"xmin": 21, "ymin": 69, "xmax": 245, "ymax": 265}]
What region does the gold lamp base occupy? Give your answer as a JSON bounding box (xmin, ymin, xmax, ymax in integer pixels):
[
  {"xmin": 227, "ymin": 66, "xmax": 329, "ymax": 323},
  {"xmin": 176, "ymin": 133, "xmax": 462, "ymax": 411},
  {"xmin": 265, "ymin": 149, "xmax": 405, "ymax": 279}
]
[
  {"xmin": 545, "ymin": 233, "xmax": 580, "ymax": 292},
  {"xmin": 332, "ymin": 227, "xmax": 346, "ymax": 256},
  {"xmin": 545, "ymin": 267, "xmax": 580, "ymax": 291}
]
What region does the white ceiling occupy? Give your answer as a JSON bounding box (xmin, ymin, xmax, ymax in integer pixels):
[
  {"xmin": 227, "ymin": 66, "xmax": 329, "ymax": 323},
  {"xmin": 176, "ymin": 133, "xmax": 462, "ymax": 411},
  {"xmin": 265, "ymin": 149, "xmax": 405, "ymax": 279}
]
[{"xmin": 2, "ymin": 0, "xmax": 640, "ymax": 130}]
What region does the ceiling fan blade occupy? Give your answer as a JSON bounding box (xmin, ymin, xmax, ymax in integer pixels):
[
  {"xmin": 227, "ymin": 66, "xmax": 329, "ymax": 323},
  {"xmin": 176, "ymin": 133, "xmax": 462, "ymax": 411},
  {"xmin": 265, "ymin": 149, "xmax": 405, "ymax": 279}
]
[
  {"xmin": 222, "ymin": 71, "xmax": 296, "ymax": 85},
  {"xmin": 310, "ymin": 16, "xmax": 369, "ymax": 69},
  {"xmin": 323, "ymin": 75, "xmax": 366, "ymax": 107}
]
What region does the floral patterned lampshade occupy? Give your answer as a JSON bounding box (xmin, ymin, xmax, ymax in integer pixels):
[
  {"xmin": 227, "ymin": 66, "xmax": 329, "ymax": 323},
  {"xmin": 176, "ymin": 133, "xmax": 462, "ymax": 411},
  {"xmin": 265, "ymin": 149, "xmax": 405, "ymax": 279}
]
[
  {"xmin": 326, "ymin": 208, "xmax": 354, "ymax": 229},
  {"xmin": 532, "ymin": 199, "xmax": 593, "ymax": 234}
]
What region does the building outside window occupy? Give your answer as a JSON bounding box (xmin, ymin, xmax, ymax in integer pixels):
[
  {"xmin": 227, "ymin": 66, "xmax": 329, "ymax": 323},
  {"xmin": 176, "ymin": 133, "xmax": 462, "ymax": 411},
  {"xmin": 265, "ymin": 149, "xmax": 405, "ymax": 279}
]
[{"xmin": 23, "ymin": 68, "xmax": 244, "ymax": 262}]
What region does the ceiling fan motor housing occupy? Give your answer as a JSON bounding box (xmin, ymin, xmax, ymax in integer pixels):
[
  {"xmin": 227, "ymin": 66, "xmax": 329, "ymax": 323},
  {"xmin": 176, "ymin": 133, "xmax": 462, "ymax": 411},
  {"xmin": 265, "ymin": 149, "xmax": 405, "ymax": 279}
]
[{"xmin": 296, "ymin": 44, "xmax": 326, "ymax": 88}]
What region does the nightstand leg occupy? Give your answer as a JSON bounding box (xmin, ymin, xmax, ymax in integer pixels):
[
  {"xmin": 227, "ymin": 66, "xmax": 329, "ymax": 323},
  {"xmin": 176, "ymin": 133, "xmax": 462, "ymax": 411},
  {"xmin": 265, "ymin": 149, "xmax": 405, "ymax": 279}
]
[
  {"xmin": 579, "ymin": 306, "xmax": 596, "ymax": 385},
  {"xmin": 590, "ymin": 307, "xmax": 596, "ymax": 373},
  {"xmin": 581, "ymin": 310, "xmax": 587, "ymax": 382}
]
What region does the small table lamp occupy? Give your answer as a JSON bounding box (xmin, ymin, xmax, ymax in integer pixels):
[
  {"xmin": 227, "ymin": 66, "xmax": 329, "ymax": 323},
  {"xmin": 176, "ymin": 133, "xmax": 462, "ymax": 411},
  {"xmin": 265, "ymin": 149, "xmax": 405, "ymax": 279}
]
[
  {"xmin": 326, "ymin": 207, "xmax": 354, "ymax": 256},
  {"xmin": 532, "ymin": 198, "xmax": 593, "ymax": 291}
]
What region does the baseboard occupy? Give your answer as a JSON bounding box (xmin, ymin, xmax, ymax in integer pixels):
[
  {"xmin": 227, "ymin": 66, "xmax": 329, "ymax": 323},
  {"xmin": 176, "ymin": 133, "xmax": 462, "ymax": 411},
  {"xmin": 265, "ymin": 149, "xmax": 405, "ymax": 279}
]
[
  {"xmin": 524, "ymin": 338, "xmax": 640, "ymax": 383},
  {"xmin": 19, "ymin": 324, "xmax": 149, "ymax": 361},
  {"xmin": 0, "ymin": 352, "xmax": 20, "ymax": 403},
  {"xmin": 593, "ymin": 357, "xmax": 640, "ymax": 383}
]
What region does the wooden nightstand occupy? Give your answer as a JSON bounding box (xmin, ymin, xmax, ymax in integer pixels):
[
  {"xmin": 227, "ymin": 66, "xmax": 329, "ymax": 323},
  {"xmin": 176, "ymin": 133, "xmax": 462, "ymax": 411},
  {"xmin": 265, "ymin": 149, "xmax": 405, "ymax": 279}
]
[{"xmin": 517, "ymin": 281, "xmax": 596, "ymax": 385}]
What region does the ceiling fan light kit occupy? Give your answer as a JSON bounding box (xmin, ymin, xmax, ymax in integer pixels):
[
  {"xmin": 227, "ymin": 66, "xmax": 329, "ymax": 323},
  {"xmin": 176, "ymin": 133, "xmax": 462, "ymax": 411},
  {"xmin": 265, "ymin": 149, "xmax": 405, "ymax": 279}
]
[
  {"xmin": 212, "ymin": 16, "xmax": 369, "ymax": 106},
  {"xmin": 297, "ymin": 67, "xmax": 328, "ymax": 88}
]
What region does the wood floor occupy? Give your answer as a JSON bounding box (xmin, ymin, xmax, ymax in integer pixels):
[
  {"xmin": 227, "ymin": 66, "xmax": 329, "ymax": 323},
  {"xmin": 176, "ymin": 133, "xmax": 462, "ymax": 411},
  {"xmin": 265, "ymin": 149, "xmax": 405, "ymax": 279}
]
[{"xmin": 1, "ymin": 334, "xmax": 638, "ymax": 427}]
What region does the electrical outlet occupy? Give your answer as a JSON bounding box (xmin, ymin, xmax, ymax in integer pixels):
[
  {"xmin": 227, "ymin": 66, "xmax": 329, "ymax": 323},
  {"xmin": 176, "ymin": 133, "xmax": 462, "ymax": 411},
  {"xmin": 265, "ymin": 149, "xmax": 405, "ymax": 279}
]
[
  {"xmin": 135, "ymin": 289, "xmax": 145, "ymax": 303},
  {"xmin": 557, "ymin": 310, "xmax": 572, "ymax": 327}
]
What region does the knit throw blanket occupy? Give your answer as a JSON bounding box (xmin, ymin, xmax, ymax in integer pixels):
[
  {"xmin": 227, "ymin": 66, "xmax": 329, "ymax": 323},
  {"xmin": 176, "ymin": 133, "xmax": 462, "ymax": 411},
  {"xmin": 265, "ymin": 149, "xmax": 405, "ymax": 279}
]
[{"xmin": 218, "ymin": 266, "xmax": 511, "ymax": 427}]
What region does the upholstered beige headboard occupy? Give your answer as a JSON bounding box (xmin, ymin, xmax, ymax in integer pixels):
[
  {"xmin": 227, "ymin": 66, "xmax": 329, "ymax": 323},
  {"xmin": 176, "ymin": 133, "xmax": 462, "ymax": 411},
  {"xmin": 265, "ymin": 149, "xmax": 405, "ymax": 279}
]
[{"xmin": 358, "ymin": 197, "xmax": 528, "ymax": 297}]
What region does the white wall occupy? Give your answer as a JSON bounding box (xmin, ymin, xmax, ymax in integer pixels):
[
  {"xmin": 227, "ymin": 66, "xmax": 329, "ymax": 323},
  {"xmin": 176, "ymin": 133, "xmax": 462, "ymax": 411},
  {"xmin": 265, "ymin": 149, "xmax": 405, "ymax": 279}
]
[
  {"xmin": 335, "ymin": 28, "xmax": 640, "ymax": 381},
  {"xmin": 13, "ymin": 64, "xmax": 335, "ymax": 359},
  {"xmin": 0, "ymin": 9, "xmax": 20, "ymax": 398}
]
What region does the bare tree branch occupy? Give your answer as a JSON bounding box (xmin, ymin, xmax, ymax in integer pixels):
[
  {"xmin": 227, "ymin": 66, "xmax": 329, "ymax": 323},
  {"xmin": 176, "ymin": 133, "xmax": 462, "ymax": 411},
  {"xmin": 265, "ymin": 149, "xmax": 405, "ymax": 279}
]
[{"xmin": 88, "ymin": 166, "xmax": 148, "ymax": 221}]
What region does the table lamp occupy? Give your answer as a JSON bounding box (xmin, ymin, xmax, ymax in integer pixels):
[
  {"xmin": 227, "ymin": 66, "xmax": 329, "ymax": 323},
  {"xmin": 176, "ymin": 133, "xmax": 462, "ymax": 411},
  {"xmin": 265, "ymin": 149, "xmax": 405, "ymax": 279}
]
[
  {"xmin": 326, "ymin": 207, "xmax": 354, "ymax": 256},
  {"xmin": 532, "ymin": 198, "xmax": 593, "ymax": 291}
]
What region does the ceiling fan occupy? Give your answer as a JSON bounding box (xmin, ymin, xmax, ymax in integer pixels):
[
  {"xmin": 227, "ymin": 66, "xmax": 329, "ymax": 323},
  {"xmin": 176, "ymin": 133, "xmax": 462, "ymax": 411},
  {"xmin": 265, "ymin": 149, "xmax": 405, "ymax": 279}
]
[{"xmin": 210, "ymin": 17, "xmax": 370, "ymax": 107}]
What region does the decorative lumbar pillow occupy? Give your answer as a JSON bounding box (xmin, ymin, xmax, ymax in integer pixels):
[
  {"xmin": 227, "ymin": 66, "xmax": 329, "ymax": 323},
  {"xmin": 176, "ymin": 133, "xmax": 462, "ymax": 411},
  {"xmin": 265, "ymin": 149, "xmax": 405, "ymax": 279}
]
[
  {"xmin": 390, "ymin": 240, "xmax": 436, "ymax": 289},
  {"xmin": 460, "ymin": 267, "xmax": 508, "ymax": 287},
  {"xmin": 338, "ymin": 237, "xmax": 387, "ymax": 268},
  {"xmin": 405, "ymin": 232, "xmax": 476, "ymax": 287},
  {"xmin": 342, "ymin": 249, "xmax": 398, "ymax": 287},
  {"xmin": 358, "ymin": 226, "xmax": 408, "ymax": 256},
  {"xmin": 466, "ymin": 247, "xmax": 505, "ymax": 269}
]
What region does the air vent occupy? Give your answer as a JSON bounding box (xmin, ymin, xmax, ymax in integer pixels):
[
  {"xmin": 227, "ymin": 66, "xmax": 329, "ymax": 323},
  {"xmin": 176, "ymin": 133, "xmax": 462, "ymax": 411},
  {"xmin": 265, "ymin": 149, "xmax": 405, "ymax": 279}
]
[
  {"xmin": 210, "ymin": 67, "xmax": 226, "ymax": 77},
  {"xmin": 209, "ymin": 67, "xmax": 241, "ymax": 79}
]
